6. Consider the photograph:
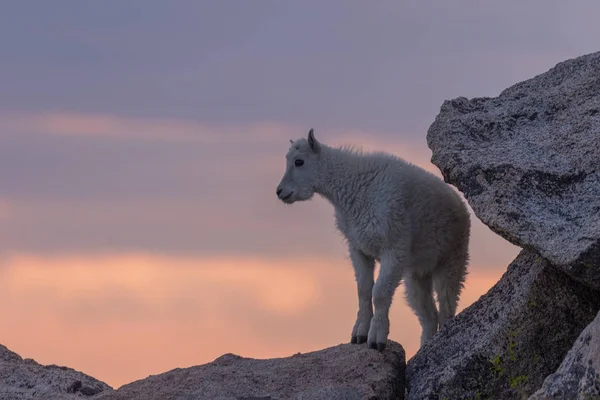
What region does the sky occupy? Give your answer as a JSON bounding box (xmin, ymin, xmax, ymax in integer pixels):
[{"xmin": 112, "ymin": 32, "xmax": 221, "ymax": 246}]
[{"xmin": 1, "ymin": 0, "xmax": 599, "ymax": 389}]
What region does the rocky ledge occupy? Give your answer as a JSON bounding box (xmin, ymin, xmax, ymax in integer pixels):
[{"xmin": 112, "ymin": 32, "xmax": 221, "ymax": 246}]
[
  {"xmin": 0, "ymin": 344, "xmax": 111, "ymax": 400},
  {"xmin": 0, "ymin": 341, "xmax": 406, "ymax": 400},
  {"xmin": 97, "ymin": 341, "xmax": 406, "ymax": 400}
]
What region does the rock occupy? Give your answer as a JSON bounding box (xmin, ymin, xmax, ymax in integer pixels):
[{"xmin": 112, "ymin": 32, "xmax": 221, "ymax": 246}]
[
  {"xmin": 95, "ymin": 341, "xmax": 406, "ymax": 400},
  {"xmin": 406, "ymin": 250, "xmax": 600, "ymax": 400},
  {"xmin": 426, "ymin": 51, "xmax": 600, "ymax": 289},
  {"xmin": 0, "ymin": 344, "xmax": 112, "ymax": 400},
  {"xmin": 529, "ymin": 309, "xmax": 600, "ymax": 399}
]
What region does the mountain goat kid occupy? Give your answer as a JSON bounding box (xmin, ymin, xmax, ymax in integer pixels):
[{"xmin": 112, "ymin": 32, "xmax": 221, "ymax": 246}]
[{"xmin": 276, "ymin": 129, "xmax": 470, "ymax": 351}]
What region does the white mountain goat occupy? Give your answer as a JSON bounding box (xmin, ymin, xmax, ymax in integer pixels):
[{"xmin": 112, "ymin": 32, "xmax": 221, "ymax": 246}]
[{"xmin": 276, "ymin": 129, "xmax": 470, "ymax": 351}]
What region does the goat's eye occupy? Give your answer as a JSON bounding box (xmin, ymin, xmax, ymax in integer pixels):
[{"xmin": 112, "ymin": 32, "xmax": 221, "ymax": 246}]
[{"xmin": 294, "ymin": 159, "xmax": 304, "ymax": 167}]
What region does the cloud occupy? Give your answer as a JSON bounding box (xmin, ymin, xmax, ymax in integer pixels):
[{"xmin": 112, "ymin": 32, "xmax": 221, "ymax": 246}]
[
  {"xmin": 0, "ymin": 110, "xmax": 433, "ymax": 162},
  {"xmin": 0, "ymin": 110, "xmax": 439, "ymax": 178},
  {"xmin": 0, "ymin": 251, "xmax": 509, "ymax": 388},
  {"xmin": 0, "ymin": 111, "xmax": 298, "ymax": 143}
]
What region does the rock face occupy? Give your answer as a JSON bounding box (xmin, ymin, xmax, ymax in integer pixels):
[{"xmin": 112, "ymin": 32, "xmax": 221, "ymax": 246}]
[
  {"xmin": 406, "ymin": 250, "xmax": 600, "ymax": 400},
  {"xmin": 95, "ymin": 341, "xmax": 406, "ymax": 400},
  {"xmin": 529, "ymin": 309, "xmax": 600, "ymax": 399},
  {"xmin": 427, "ymin": 51, "xmax": 600, "ymax": 289},
  {"xmin": 0, "ymin": 344, "xmax": 112, "ymax": 400}
]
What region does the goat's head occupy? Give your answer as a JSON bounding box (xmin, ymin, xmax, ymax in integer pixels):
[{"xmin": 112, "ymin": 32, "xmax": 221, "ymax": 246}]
[{"xmin": 276, "ymin": 129, "xmax": 322, "ymax": 204}]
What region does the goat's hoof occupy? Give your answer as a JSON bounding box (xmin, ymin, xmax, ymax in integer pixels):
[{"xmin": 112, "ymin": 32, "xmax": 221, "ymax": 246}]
[
  {"xmin": 351, "ymin": 335, "xmax": 367, "ymax": 344},
  {"xmin": 368, "ymin": 341, "xmax": 386, "ymax": 352}
]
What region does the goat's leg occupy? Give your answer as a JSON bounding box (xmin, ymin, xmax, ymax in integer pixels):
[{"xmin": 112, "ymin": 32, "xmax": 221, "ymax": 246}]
[
  {"xmin": 368, "ymin": 252, "xmax": 405, "ymax": 351},
  {"xmin": 405, "ymin": 273, "xmax": 439, "ymax": 347},
  {"xmin": 349, "ymin": 247, "xmax": 375, "ymax": 345},
  {"xmin": 434, "ymin": 239, "xmax": 469, "ymax": 329}
]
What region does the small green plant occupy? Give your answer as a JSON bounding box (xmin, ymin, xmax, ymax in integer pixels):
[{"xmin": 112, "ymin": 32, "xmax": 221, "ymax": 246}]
[
  {"xmin": 489, "ymin": 353, "xmax": 504, "ymax": 377},
  {"xmin": 509, "ymin": 374, "xmax": 528, "ymax": 389},
  {"xmin": 486, "ymin": 328, "xmax": 534, "ymax": 398},
  {"xmin": 507, "ymin": 329, "xmax": 519, "ymax": 362},
  {"xmin": 582, "ymin": 262, "xmax": 595, "ymax": 269}
]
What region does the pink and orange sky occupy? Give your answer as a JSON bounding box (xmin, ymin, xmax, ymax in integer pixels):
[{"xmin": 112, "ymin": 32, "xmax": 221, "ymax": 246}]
[{"xmin": 1, "ymin": 1, "xmax": 599, "ymax": 389}]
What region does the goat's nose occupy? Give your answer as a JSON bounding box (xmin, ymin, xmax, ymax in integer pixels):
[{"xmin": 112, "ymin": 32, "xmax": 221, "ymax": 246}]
[{"xmin": 276, "ymin": 187, "xmax": 283, "ymax": 197}]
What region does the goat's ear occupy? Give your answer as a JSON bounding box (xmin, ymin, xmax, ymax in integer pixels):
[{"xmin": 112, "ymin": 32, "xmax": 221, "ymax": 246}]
[
  {"xmin": 289, "ymin": 139, "xmax": 294, "ymax": 144},
  {"xmin": 307, "ymin": 128, "xmax": 320, "ymax": 153}
]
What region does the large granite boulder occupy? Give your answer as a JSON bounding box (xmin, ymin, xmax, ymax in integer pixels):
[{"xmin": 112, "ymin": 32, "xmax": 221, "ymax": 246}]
[
  {"xmin": 427, "ymin": 51, "xmax": 600, "ymax": 289},
  {"xmin": 529, "ymin": 309, "xmax": 600, "ymax": 399},
  {"xmin": 406, "ymin": 250, "xmax": 600, "ymax": 400},
  {"xmin": 0, "ymin": 344, "xmax": 112, "ymax": 400},
  {"xmin": 95, "ymin": 341, "xmax": 406, "ymax": 400}
]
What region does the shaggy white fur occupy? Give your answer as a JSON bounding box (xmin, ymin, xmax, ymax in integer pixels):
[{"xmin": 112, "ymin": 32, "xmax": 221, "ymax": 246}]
[{"xmin": 276, "ymin": 129, "xmax": 470, "ymax": 351}]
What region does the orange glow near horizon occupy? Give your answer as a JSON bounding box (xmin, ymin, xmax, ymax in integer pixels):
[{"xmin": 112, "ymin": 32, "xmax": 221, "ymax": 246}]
[{"xmin": 0, "ymin": 253, "xmax": 506, "ymax": 388}]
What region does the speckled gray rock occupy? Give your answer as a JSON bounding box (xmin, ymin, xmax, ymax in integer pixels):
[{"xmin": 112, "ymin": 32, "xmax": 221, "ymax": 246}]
[
  {"xmin": 0, "ymin": 344, "xmax": 112, "ymax": 399},
  {"xmin": 427, "ymin": 51, "xmax": 600, "ymax": 289},
  {"xmin": 95, "ymin": 341, "xmax": 406, "ymax": 400},
  {"xmin": 529, "ymin": 309, "xmax": 600, "ymax": 399},
  {"xmin": 406, "ymin": 250, "xmax": 600, "ymax": 400}
]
